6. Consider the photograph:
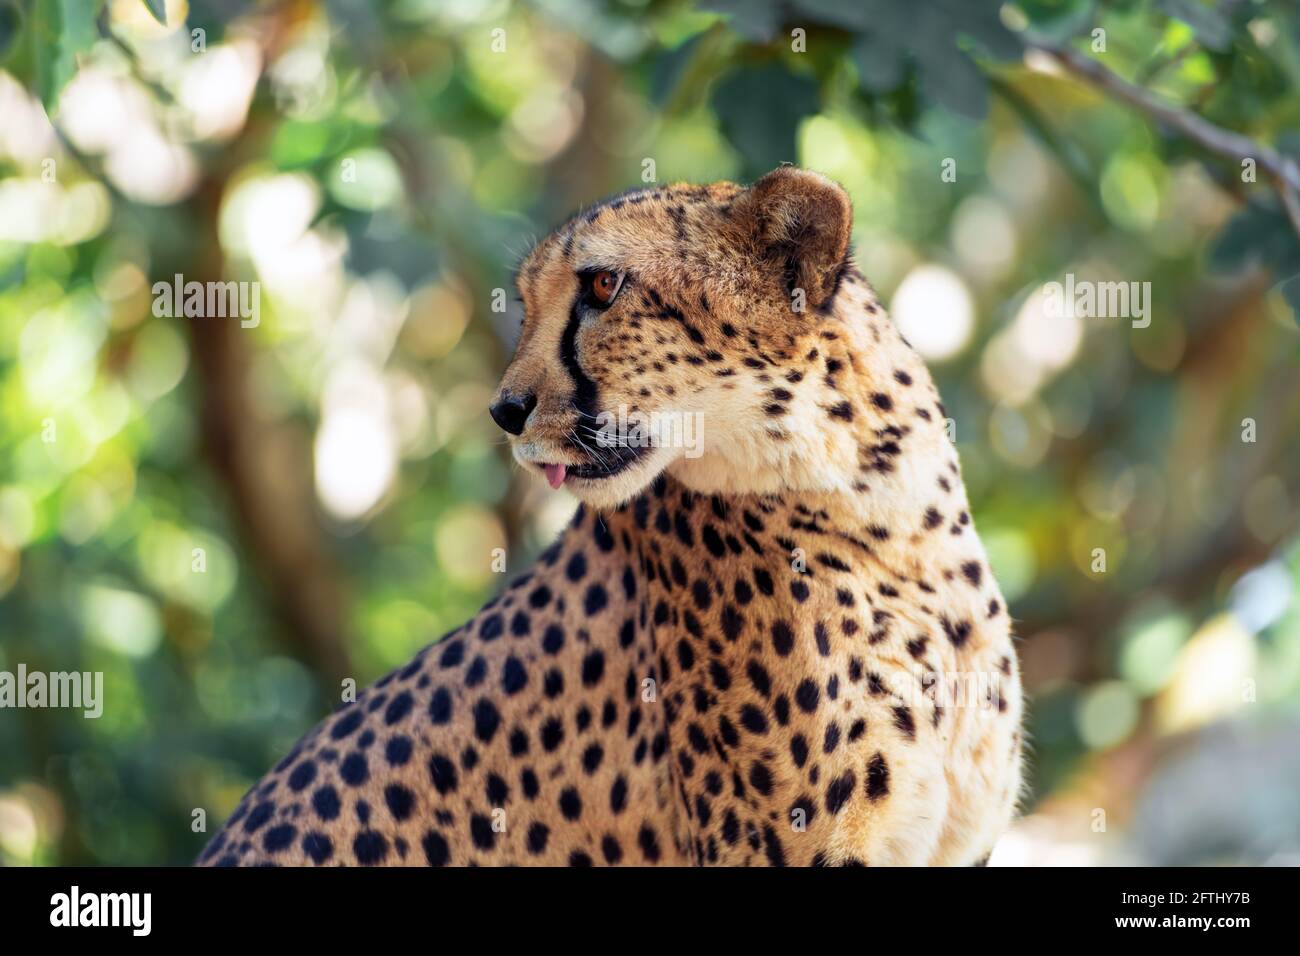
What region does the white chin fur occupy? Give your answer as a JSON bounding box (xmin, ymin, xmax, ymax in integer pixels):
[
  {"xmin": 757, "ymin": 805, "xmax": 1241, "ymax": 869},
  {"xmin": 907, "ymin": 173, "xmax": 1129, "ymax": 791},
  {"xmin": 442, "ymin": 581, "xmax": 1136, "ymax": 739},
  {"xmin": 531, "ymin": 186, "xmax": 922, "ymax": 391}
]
[{"xmin": 562, "ymin": 447, "xmax": 678, "ymax": 509}]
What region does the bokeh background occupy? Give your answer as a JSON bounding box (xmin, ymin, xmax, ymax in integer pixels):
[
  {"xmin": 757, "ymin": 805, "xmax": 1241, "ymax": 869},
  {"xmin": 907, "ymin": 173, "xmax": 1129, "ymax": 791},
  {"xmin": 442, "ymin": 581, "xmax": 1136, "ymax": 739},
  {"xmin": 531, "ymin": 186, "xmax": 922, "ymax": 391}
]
[{"xmin": 1, "ymin": 0, "xmax": 1298, "ymax": 866}]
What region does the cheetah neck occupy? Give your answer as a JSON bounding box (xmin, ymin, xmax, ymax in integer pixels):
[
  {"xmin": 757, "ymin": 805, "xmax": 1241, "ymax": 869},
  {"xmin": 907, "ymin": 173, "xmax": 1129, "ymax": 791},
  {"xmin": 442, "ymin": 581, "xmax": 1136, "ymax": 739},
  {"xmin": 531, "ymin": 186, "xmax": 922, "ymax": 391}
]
[
  {"xmin": 585, "ymin": 449, "xmax": 1005, "ymax": 863},
  {"xmin": 667, "ymin": 276, "xmax": 979, "ymax": 581}
]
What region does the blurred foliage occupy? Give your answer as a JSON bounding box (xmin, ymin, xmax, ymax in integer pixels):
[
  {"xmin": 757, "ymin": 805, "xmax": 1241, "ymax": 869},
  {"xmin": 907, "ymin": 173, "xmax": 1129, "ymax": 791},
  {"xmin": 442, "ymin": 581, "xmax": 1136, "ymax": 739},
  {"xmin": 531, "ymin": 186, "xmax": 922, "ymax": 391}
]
[{"xmin": 0, "ymin": 0, "xmax": 1297, "ymax": 865}]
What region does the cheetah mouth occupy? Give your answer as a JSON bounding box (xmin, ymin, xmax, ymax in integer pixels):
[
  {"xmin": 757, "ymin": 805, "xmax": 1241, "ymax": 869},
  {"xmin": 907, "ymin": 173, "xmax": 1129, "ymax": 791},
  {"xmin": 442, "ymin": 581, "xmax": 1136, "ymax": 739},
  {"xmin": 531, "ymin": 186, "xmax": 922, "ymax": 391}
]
[{"xmin": 538, "ymin": 444, "xmax": 650, "ymax": 488}]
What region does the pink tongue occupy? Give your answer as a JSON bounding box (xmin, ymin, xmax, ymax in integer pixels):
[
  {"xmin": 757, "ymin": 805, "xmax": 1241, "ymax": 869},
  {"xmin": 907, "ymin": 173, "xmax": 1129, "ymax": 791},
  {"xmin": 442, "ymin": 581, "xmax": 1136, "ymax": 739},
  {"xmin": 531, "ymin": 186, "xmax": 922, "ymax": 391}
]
[{"xmin": 544, "ymin": 463, "xmax": 567, "ymax": 489}]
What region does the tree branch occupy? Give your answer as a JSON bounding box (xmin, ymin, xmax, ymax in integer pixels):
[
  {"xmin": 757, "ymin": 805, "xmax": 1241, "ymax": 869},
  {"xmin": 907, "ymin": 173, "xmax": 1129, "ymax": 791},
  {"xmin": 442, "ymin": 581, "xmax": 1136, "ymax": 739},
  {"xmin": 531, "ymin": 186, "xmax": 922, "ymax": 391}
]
[{"xmin": 1029, "ymin": 39, "xmax": 1300, "ymax": 239}]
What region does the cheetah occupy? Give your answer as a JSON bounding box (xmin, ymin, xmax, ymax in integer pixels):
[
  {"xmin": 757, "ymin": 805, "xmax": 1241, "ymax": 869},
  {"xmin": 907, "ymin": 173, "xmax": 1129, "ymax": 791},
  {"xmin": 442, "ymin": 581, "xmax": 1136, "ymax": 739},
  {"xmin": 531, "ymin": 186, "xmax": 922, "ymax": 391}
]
[{"xmin": 198, "ymin": 166, "xmax": 1024, "ymax": 867}]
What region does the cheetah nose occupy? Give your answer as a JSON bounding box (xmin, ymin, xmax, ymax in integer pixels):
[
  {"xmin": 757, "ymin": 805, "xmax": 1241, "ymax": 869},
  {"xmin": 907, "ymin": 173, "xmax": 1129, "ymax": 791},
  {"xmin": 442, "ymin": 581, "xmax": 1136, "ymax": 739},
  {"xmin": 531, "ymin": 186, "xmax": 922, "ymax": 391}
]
[{"xmin": 489, "ymin": 391, "xmax": 537, "ymax": 435}]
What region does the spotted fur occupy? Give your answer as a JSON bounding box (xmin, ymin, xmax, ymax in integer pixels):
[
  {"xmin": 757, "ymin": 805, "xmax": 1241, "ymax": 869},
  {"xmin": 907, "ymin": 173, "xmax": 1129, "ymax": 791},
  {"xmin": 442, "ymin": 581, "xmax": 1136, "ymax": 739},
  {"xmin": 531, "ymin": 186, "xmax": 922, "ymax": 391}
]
[{"xmin": 198, "ymin": 167, "xmax": 1023, "ymax": 867}]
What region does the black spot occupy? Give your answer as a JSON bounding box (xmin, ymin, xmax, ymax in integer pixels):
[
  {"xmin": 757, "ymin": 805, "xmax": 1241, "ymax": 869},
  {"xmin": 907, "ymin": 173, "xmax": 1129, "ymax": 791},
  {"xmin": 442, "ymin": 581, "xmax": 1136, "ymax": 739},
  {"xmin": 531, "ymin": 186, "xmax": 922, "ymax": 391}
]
[
  {"xmin": 559, "ymin": 787, "xmax": 583, "ymax": 821},
  {"xmin": 542, "ymin": 624, "xmax": 564, "ymax": 654},
  {"xmin": 353, "ymin": 830, "xmax": 388, "ymax": 865},
  {"xmin": 942, "ymin": 616, "xmax": 972, "ymax": 648},
  {"xmin": 795, "ymin": 678, "xmax": 819, "ymax": 713},
  {"xmin": 676, "ymin": 640, "xmax": 696, "ymax": 671},
  {"xmin": 602, "ymin": 835, "xmax": 624, "ymax": 864},
  {"xmin": 287, "ymin": 760, "xmax": 317, "ymax": 793},
  {"xmin": 262, "ymin": 824, "xmax": 296, "ymax": 853},
  {"xmin": 541, "ymin": 717, "xmax": 565, "ymax": 752},
  {"xmin": 582, "ymin": 650, "xmax": 606, "ymax": 686},
  {"xmin": 428, "ymin": 687, "xmax": 453, "ymax": 725},
  {"xmin": 740, "ymin": 704, "xmax": 769, "ymax": 735},
  {"xmin": 509, "ymin": 728, "xmax": 530, "ymax": 757},
  {"xmin": 428, "ymin": 754, "xmax": 458, "ymax": 795},
  {"xmin": 702, "ymin": 525, "xmax": 726, "ymax": 558},
  {"xmin": 330, "ymin": 709, "xmax": 363, "ymax": 740},
  {"xmin": 486, "ymin": 772, "xmax": 510, "ymax": 806},
  {"xmin": 384, "ymin": 691, "xmax": 413, "ymax": 726},
  {"xmin": 501, "ymin": 656, "xmax": 528, "ymax": 695},
  {"xmin": 763, "ymin": 825, "xmax": 786, "ymax": 867},
  {"xmin": 866, "ymin": 752, "xmax": 890, "ymax": 800},
  {"xmin": 823, "ymin": 722, "xmax": 841, "ymax": 754},
  {"xmin": 438, "ymin": 639, "xmax": 464, "ymax": 668},
  {"xmin": 674, "ymin": 513, "xmax": 694, "ymax": 547},
  {"xmin": 584, "ymin": 583, "xmax": 609, "ymax": 615},
  {"xmin": 593, "ymin": 520, "xmax": 616, "ymax": 552},
  {"xmin": 804, "ymin": 626, "xmax": 827, "ymax": 662},
  {"xmin": 340, "ymin": 752, "xmax": 368, "ymax": 786},
  {"xmin": 302, "ymin": 831, "xmax": 333, "ymax": 864},
  {"xmin": 825, "ymin": 771, "xmax": 856, "ymax": 814},
  {"xmin": 790, "ymin": 734, "xmax": 809, "ymax": 768},
  {"xmin": 893, "ymin": 706, "xmax": 916, "ymax": 740},
  {"xmin": 721, "ymin": 605, "xmax": 745, "ymax": 642},
  {"xmin": 527, "ymin": 822, "xmax": 549, "ymax": 855},
  {"xmin": 479, "ymin": 613, "xmax": 504, "ymax": 642},
  {"xmin": 312, "ymin": 786, "xmax": 340, "ymax": 821},
  {"xmin": 772, "ymin": 620, "xmax": 795, "ymax": 656},
  {"xmin": 473, "ymin": 698, "xmax": 501, "ymax": 742},
  {"xmin": 385, "ymin": 735, "xmax": 412, "ymax": 766},
  {"xmin": 521, "ymin": 768, "xmax": 539, "ymax": 800},
  {"xmin": 749, "ymin": 761, "xmax": 774, "ymax": 795},
  {"xmin": 384, "ymin": 784, "xmax": 415, "ymax": 821},
  {"xmin": 638, "ymin": 825, "xmax": 662, "ymax": 862},
  {"xmin": 470, "ymin": 814, "xmax": 496, "ymax": 850},
  {"xmin": 422, "ymin": 830, "xmax": 450, "ymax": 866}
]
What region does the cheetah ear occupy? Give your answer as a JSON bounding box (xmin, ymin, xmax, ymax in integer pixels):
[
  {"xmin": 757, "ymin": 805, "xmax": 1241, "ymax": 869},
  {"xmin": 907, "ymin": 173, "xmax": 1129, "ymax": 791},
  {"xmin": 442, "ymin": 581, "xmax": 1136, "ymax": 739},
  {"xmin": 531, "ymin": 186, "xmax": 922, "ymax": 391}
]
[{"xmin": 739, "ymin": 166, "xmax": 853, "ymax": 310}]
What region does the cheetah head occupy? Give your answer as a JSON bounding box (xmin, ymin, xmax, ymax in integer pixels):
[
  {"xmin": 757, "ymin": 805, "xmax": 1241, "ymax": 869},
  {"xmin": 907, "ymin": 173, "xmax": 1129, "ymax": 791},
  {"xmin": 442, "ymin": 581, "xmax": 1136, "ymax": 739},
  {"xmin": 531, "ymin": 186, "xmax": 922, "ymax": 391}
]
[{"xmin": 493, "ymin": 166, "xmax": 868, "ymax": 509}]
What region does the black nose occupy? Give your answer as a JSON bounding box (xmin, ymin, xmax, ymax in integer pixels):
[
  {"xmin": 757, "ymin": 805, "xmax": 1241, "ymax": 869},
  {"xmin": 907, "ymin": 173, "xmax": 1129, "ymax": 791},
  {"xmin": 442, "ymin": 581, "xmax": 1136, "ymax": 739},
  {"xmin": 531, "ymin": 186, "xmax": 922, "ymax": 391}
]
[{"xmin": 490, "ymin": 392, "xmax": 536, "ymax": 435}]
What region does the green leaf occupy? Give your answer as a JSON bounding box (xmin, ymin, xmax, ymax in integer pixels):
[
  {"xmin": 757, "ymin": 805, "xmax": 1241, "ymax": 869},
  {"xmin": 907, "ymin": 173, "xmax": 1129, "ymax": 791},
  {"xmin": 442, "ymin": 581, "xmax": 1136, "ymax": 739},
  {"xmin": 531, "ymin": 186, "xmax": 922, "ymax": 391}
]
[
  {"xmin": 1014, "ymin": 0, "xmax": 1099, "ymax": 43},
  {"xmin": 142, "ymin": 0, "xmax": 166, "ymax": 27},
  {"xmin": 852, "ymin": 32, "xmax": 906, "ymax": 93},
  {"xmin": 30, "ymin": 0, "xmax": 103, "ymax": 114},
  {"xmin": 0, "ymin": 0, "xmax": 22, "ymax": 61},
  {"xmin": 939, "ymin": 0, "xmax": 1024, "ymax": 61},
  {"xmin": 790, "ymin": 0, "xmax": 872, "ymax": 31},
  {"xmin": 699, "ymin": 0, "xmax": 780, "ymax": 43},
  {"xmin": 651, "ymin": 33, "xmax": 704, "ymax": 106},
  {"xmin": 1210, "ymin": 202, "xmax": 1300, "ymax": 275},
  {"xmin": 711, "ymin": 64, "xmax": 819, "ymax": 177},
  {"xmin": 1279, "ymin": 272, "xmax": 1300, "ymax": 321},
  {"xmin": 921, "ymin": 47, "xmax": 988, "ymax": 120},
  {"xmin": 1159, "ymin": 0, "xmax": 1233, "ymax": 53}
]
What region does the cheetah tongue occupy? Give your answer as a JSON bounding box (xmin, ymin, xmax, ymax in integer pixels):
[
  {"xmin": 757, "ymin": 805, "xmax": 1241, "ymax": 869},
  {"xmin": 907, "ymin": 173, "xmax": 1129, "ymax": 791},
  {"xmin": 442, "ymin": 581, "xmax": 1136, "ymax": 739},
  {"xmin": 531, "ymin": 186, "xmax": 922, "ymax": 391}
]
[{"xmin": 544, "ymin": 463, "xmax": 567, "ymax": 489}]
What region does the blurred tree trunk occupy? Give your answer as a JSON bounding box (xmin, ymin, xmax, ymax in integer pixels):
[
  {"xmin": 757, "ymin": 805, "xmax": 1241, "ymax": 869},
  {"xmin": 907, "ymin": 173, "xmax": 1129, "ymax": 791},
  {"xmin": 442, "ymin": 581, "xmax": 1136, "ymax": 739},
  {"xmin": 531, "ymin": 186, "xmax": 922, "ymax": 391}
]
[{"xmin": 178, "ymin": 7, "xmax": 353, "ymax": 686}]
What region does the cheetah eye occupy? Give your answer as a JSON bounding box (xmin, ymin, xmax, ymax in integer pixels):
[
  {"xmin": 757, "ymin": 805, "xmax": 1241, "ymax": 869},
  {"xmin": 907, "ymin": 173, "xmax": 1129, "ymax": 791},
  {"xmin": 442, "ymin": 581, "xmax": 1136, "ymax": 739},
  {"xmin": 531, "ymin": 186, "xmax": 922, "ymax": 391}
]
[{"xmin": 581, "ymin": 270, "xmax": 624, "ymax": 309}]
